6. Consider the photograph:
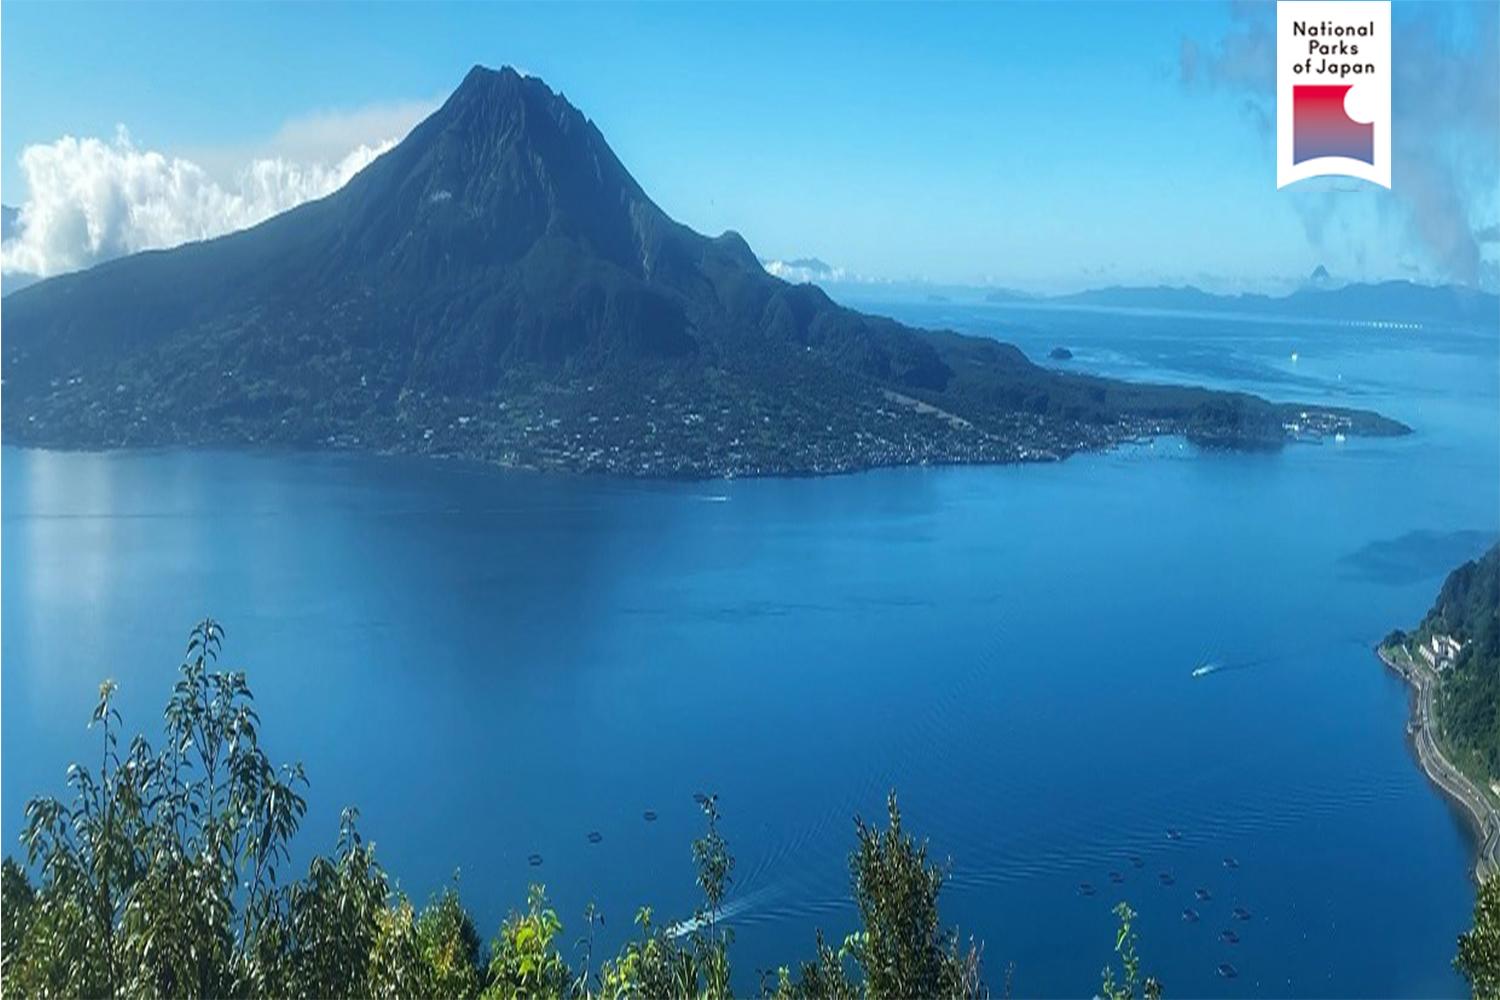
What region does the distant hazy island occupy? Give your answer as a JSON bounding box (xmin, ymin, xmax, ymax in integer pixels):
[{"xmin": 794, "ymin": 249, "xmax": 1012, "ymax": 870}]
[
  {"xmin": 1379, "ymin": 543, "xmax": 1500, "ymax": 877},
  {"xmin": 983, "ymin": 278, "xmax": 1499, "ymax": 328},
  {"xmin": 2, "ymin": 67, "xmax": 1409, "ymax": 480}
]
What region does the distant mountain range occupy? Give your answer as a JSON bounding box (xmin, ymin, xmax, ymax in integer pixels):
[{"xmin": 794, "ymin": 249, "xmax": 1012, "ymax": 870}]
[
  {"xmin": 985, "ymin": 279, "xmax": 1498, "ymax": 327},
  {"xmin": 2, "ymin": 67, "xmax": 1407, "ymax": 478}
]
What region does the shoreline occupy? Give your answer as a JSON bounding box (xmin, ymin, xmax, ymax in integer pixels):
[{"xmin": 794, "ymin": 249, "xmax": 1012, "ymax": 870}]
[
  {"xmin": 1378, "ymin": 645, "xmax": 1500, "ymax": 882},
  {"xmin": 0, "ymin": 417, "xmax": 1383, "ymax": 485}
]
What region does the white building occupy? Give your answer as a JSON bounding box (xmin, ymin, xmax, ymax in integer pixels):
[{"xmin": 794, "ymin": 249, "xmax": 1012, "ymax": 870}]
[{"xmin": 1423, "ymin": 633, "xmax": 1465, "ymax": 671}]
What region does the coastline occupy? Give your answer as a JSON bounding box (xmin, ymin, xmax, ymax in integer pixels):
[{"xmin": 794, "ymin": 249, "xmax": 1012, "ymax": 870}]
[
  {"xmin": 1379, "ymin": 645, "xmax": 1500, "ymax": 881},
  {"xmin": 0, "ymin": 409, "xmax": 1388, "ymax": 484}
]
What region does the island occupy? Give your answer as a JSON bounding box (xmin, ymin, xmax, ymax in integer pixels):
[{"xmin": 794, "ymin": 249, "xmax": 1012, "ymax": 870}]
[
  {"xmin": 0, "ymin": 66, "xmax": 1411, "ymax": 480},
  {"xmin": 1378, "ymin": 542, "xmax": 1500, "ymax": 879},
  {"xmin": 1049, "ymin": 347, "xmax": 1074, "ymax": 361}
]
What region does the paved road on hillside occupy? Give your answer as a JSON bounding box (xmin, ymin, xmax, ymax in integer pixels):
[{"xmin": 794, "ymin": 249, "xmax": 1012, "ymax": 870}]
[{"xmin": 1382, "ymin": 646, "xmax": 1500, "ymax": 881}]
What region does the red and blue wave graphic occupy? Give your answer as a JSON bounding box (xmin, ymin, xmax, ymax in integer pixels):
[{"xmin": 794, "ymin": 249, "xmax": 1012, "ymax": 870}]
[{"xmin": 1293, "ymin": 85, "xmax": 1374, "ymax": 164}]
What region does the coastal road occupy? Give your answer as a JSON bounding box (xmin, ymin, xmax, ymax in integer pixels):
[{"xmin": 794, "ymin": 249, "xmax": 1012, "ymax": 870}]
[{"xmin": 1381, "ymin": 646, "xmax": 1500, "ymax": 881}]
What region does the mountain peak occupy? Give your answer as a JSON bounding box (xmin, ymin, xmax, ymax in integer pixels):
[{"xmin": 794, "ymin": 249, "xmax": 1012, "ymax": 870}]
[
  {"xmin": 328, "ymin": 64, "xmax": 665, "ymax": 280},
  {"xmin": 462, "ymin": 63, "xmax": 525, "ymax": 86},
  {"xmin": 426, "ymin": 63, "xmax": 588, "ymax": 147},
  {"xmin": 449, "ymin": 64, "xmax": 555, "ymax": 114},
  {"xmin": 1305, "ymin": 263, "xmax": 1338, "ymax": 290}
]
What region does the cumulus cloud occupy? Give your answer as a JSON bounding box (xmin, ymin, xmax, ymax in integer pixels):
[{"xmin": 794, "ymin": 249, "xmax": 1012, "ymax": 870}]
[
  {"xmin": 1181, "ymin": 1, "xmax": 1500, "ymax": 289},
  {"xmin": 186, "ymin": 99, "xmax": 437, "ymax": 183},
  {"xmin": 2, "ymin": 99, "xmax": 436, "ymax": 279},
  {"xmin": 761, "ymin": 256, "xmax": 849, "ymax": 284}
]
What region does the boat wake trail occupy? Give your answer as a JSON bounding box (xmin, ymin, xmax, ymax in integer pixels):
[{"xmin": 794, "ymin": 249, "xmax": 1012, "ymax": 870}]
[
  {"xmin": 1190, "ymin": 656, "xmax": 1268, "ymax": 679},
  {"xmin": 664, "ymin": 884, "xmax": 782, "ymax": 938}
]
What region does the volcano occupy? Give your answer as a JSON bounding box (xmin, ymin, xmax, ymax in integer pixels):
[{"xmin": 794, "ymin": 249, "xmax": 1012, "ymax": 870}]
[{"xmin": 1, "ymin": 66, "xmax": 1406, "ymax": 476}]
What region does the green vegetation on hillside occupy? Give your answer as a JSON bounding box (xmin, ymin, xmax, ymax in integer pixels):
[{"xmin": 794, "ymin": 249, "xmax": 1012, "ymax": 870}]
[
  {"xmin": 1393, "ymin": 543, "xmax": 1500, "ymax": 999},
  {"xmin": 1386, "ymin": 543, "xmax": 1500, "ymax": 785},
  {"xmin": 1429, "ymin": 545, "xmax": 1500, "ymax": 784},
  {"xmin": 0, "ymin": 619, "xmax": 1158, "ymax": 998}
]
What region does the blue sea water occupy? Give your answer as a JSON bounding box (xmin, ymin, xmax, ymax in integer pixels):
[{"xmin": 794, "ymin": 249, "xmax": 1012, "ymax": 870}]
[{"xmin": 3, "ymin": 300, "xmax": 1497, "ymax": 996}]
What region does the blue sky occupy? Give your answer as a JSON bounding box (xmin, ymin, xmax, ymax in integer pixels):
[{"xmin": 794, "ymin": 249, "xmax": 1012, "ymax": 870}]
[{"xmin": 3, "ymin": 2, "xmax": 1495, "ymax": 291}]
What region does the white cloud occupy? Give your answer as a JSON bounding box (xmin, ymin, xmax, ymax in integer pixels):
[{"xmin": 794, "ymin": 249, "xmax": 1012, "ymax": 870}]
[
  {"xmin": 186, "ymin": 99, "xmax": 437, "ymax": 182},
  {"xmin": 2, "ymin": 99, "xmax": 437, "ymax": 279},
  {"xmin": 761, "ymin": 256, "xmax": 848, "ymax": 284}
]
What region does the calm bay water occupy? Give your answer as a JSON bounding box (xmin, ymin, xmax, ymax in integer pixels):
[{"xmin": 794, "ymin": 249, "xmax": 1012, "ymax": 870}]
[{"xmin": 4, "ymin": 301, "xmax": 1497, "ymax": 996}]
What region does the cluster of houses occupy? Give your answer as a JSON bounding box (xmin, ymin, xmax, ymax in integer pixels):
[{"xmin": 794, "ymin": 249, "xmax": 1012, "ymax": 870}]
[{"xmin": 1418, "ymin": 632, "xmax": 1466, "ymax": 671}]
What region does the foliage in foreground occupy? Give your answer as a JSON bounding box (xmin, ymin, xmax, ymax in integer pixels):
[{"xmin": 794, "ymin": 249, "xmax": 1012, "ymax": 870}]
[
  {"xmin": 1459, "ymin": 876, "xmax": 1500, "ymax": 999},
  {"xmin": 2, "ymin": 619, "xmax": 1155, "ymax": 998},
  {"xmin": 1098, "ymin": 904, "xmax": 1161, "ymax": 1000}
]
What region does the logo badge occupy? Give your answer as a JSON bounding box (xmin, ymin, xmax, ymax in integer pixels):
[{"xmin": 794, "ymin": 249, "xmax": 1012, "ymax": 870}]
[{"xmin": 1277, "ymin": 1, "xmax": 1391, "ymax": 188}]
